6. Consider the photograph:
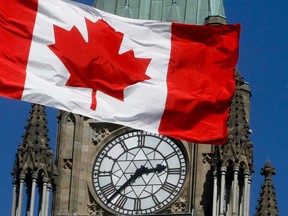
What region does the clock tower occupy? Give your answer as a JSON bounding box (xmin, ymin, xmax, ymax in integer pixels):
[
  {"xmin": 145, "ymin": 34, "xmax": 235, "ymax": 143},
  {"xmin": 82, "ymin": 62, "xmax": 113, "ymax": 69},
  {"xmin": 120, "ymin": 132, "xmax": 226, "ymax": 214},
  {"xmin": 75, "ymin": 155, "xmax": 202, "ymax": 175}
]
[
  {"xmin": 51, "ymin": 72, "xmax": 253, "ymax": 216},
  {"xmin": 50, "ymin": 1, "xmax": 253, "ymax": 216}
]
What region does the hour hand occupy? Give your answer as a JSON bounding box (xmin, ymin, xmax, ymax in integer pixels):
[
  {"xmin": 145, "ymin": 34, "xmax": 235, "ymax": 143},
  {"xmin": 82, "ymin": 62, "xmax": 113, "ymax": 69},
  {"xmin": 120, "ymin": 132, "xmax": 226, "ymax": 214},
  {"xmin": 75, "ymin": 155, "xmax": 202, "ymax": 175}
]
[{"xmin": 142, "ymin": 164, "xmax": 166, "ymax": 175}]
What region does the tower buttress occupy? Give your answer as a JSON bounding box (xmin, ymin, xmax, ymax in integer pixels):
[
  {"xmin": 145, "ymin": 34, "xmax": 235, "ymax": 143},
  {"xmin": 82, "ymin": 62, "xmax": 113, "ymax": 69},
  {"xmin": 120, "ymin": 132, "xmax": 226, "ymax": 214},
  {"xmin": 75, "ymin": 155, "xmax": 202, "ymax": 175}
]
[
  {"xmin": 11, "ymin": 104, "xmax": 56, "ymax": 216},
  {"xmin": 211, "ymin": 70, "xmax": 254, "ymax": 216}
]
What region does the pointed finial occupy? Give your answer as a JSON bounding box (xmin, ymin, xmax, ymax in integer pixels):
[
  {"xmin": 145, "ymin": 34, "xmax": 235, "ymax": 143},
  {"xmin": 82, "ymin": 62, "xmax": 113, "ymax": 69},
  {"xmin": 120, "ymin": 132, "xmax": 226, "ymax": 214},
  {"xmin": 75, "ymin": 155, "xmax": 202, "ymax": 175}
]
[
  {"xmin": 255, "ymin": 160, "xmax": 279, "ymax": 215},
  {"xmin": 261, "ymin": 160, "xmax": 276, "ymax": 179}
]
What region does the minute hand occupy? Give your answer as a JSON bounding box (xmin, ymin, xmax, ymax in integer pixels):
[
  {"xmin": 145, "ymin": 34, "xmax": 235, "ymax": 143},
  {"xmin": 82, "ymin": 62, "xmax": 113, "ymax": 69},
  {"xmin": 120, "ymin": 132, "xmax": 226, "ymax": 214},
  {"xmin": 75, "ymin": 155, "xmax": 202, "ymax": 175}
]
[
  {"xmin": 107, "ymin": 164, "xmax": 166, "ymax": 203},
  {"xmin": 107, "ymin": 165, "xmax": 146, "ymax": 203}
]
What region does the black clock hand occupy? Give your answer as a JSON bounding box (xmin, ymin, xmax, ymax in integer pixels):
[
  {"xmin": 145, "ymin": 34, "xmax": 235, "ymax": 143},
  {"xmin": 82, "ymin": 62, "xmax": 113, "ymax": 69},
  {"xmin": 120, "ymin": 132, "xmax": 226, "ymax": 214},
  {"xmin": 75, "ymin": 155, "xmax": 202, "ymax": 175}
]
[
  {"xmin": 143, "ymin": 164, "xmax": 166, "ymax": 174},
  {"xmin": 107, "ymin": 165, "xmax": 146, "ymax": 203},
  {"xmin": 107, "ymin": 164, "xmax": 166, "ymax": 203}
]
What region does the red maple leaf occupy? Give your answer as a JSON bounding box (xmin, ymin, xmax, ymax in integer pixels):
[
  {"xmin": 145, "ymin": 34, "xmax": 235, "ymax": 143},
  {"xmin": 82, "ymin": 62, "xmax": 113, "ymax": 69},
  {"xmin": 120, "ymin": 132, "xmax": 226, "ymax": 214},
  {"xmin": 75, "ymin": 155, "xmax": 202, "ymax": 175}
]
[{"xmin": 48, "ymin": 18, "xmax": 151, "ymax": 110}]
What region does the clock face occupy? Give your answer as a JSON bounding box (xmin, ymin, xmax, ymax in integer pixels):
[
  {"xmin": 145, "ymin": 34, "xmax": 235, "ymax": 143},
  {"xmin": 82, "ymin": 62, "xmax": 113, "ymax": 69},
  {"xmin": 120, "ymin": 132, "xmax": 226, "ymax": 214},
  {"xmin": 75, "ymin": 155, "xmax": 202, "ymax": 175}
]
[{"xmin": 92, "ymin": 130, "xmax": 187, "ymax": 215}]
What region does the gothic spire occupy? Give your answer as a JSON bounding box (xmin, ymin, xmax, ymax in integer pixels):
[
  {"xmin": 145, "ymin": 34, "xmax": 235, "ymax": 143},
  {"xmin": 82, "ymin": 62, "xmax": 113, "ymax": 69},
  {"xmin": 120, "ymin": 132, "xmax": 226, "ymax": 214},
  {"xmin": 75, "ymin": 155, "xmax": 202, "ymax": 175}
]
[
  {"xmin": 255, "ymin": 161, "xmax": 279, "ymax": 216},
  {"xmin": 12, "ymin": 103, "xmax": 54, "ymax": 180},
  {"xmin": 213, "ymin": 70, "xmax": 253, "ymax": 171},
  {"xmin": 208, "ymin": 70, "xmax": 254, "ymax": 216},
  {"xmin": 11, "ymin": 104, "xmax": 56, "ymax": 216}
]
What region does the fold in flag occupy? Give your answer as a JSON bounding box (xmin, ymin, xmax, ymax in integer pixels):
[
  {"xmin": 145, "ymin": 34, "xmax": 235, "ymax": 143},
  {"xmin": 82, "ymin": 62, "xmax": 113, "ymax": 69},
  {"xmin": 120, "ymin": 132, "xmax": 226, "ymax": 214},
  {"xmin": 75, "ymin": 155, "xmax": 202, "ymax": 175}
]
[{"xmin": 0, "ymin": 0, "xmax": 240, "ymax": 144}]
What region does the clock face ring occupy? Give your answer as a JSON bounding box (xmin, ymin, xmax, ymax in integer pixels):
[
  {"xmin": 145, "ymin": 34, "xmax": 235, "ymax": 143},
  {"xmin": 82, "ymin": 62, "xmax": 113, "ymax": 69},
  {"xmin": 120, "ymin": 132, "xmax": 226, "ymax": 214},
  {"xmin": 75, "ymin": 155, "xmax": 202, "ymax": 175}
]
[{"xmin": 92, "ymin": 130, "xmax": 187, "ymax": 215}]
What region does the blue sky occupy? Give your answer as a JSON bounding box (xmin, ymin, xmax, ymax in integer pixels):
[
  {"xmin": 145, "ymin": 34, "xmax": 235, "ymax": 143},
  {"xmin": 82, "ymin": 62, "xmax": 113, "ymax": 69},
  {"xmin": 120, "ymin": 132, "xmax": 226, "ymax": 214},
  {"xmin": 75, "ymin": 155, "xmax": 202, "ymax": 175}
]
[
  {"xmin": 1, "ymin": 0, "xmax": 287, "ymax": 215},
  {"xmin": 226, "ymin": 1, "xmax": 288, "ymax": 214}
]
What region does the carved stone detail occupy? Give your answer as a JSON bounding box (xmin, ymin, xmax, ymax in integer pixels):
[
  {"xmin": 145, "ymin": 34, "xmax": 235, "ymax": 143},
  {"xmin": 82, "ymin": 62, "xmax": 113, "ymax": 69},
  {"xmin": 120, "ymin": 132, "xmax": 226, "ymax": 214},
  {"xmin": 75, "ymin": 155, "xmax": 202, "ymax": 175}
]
[
  {"xmin": 202, "ymin": 153, "xmax": 213, "ymax": 164},
  {"xmin": 87, "ymin": 202, "xmax": 104, "ymax": 216},
  {"xmin": 165, "ymin": 195, "xmax": 187, "ymax": 213},
  {"xmin": 92, "ymin": 128, "xmax": 111, "ymax": 145},
  {"xmin": 63, "ymin": 159, "xmax": 73, "ymax": 170}
]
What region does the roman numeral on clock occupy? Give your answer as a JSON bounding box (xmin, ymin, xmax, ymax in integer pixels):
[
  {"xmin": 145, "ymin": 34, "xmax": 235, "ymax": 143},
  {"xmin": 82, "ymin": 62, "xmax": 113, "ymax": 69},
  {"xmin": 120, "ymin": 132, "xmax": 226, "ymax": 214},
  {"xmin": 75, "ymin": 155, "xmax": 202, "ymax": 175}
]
[
  {"xmin": 101, "ymin": 183, "xmax": 115, "ymax": 198},
  {"xmin": 151, "ymin": 194, "xmax": 160, "ymax": 205},
  {"xmin": 162, "ymin": 182, "xmax": 177, "ymax": 193},
  {"xmin": 115, "ymin": 195, "xmax": 127, "ymax": 208},
  {"xmin": 167, "ymin": 167, "xmax": 182, "ymax": 175},
  {"xmin": 164, "ymin": 151, "xmax": 177, "ymax": 160},
  {"xmin": 134, "ymin": 198, "xmax": 141, "ymax": 211},
  {"xmin": 137, "ymin": 134, "xmax": 145, "ymax": 147},
  {"xmin": 119, "ymin": 140, "xmax": 128, "ymax": 151},
  {"xmin": 98, "ymin": 170, "xmax": 112, "ymax": 177}
]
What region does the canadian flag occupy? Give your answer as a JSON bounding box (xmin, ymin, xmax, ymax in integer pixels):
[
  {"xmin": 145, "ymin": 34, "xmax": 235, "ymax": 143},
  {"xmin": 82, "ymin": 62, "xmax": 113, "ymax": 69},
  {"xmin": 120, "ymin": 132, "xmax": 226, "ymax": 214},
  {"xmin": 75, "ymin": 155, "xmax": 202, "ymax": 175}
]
[{"xmin": 0, "ymin": 0, "xmax": 240, "ymax": 144}]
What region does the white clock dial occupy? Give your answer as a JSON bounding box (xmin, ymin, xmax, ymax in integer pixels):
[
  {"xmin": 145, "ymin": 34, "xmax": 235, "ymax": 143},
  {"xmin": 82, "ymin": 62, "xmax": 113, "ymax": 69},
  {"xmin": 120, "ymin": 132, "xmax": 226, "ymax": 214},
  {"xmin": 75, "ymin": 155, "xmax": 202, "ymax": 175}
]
[{"xmin": 92, "ymin": 130, "xmax": 187, "ymax": 215}]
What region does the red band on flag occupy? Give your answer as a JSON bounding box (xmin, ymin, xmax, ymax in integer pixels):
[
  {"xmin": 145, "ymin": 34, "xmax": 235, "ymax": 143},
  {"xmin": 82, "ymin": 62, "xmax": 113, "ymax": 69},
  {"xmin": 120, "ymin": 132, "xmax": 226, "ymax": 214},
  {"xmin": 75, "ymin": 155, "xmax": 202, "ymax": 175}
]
[
  {"xmin": 159, "ymin": 23, "xmax": 240, "ymax": 144},
  {"xmin": 0, "ymin": 0, "xmax": 38, "ymax": 99}
]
